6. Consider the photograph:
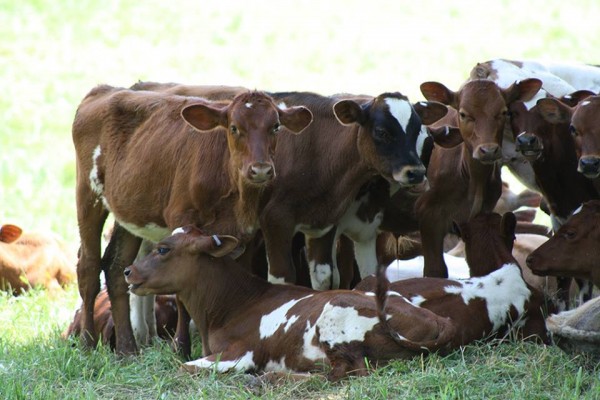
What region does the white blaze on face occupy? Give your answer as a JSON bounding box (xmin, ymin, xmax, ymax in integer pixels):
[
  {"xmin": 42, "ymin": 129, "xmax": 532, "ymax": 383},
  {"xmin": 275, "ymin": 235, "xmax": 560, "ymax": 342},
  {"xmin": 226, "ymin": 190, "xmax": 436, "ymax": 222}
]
[
  {"xmin": 184, "ymin": 350, "xmax": 256, "ymax": 372},
  {"xmin": 443, "ymin": 263, "xmax": 530, "ymax": 331},
  {"xmin": 385, "ymin": 98, "xmax": 413, "ymax": 134},
  {"xmin": 259, "ymin": 295, "xmax": 312, "ymax": 339},
  {"xmin": 89, "ymin": 145, "xmax": 104, "ymax": 195},
  {"xmin": 302, "ymin": 320, "xmax": 327, "ymax": 361},
  {"xmin": 316, "ymin": 302, "xmax": 379, "ymax": 346}
]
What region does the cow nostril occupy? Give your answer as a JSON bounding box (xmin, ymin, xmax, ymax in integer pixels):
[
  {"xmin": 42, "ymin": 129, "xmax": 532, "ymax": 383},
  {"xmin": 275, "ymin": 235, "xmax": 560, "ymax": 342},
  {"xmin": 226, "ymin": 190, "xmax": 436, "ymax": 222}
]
[{"xmin": 407, "ymin": 169, "xmax": 425, "ymax": 184}]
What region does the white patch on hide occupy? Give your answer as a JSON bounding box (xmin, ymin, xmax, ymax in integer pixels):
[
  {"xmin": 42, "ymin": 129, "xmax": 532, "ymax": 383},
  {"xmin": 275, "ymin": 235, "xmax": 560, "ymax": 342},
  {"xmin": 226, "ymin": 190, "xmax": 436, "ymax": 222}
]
[
  {"xmin": 184, "ymin": 350, "xmax": 256, "ymax": 372},
  {"xmin": 316, "ymin": 302, "xmax": 379, "ymax": 346},
  {"xmin": 259, "ymin": 295, "xmax": 312, "ymax": 339}
]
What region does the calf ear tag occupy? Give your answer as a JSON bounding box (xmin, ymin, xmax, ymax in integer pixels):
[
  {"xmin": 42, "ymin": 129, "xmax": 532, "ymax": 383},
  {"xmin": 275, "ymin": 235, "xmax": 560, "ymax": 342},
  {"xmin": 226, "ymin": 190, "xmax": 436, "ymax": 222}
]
[{"xmin": 212, "ymin": 235, "xmax": 222, "ymax": 247}]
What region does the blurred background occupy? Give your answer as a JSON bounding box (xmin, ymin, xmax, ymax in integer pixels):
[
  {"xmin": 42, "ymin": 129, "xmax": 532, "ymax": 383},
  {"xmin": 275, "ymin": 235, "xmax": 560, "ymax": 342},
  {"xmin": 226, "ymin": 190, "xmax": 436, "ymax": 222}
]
[{"xmin": 2, "ymin": 0, "xmax": 599, "ymax": 251}]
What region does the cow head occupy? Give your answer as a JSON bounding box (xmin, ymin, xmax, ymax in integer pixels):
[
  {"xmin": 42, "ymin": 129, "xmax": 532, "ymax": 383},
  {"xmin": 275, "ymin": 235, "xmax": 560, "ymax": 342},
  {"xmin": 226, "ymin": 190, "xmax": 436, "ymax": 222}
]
[
  {"xmin": 526, "ymin": 201, "xmax": 600, "ymax": 286},
  {"xmin": 124, "ymin": 226, "xmax": 241, "ymax": 296},
  {"xmin": 333, "ymin": 93, "xmax": 448, "ymax": 187},
  {"xmin": 536, "ymin": 93, "xmax": 600, "ymax": 178},
  {"xmin": 420, "ymin": 78, "xmax": 542, "ymax": 164},
  {"xmin": 181, "ymin": 91, "xmax": 313, "ymax": 185}
]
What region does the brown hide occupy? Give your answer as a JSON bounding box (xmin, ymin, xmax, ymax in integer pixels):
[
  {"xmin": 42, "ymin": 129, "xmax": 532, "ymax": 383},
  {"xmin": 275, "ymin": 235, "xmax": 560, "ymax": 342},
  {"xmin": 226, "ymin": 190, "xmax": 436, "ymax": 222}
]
[
  {"xmin": 527, "ymin": 200, "xmax": 600, "ymax": 288},
  {"xmin": 0, "ymin": 228, "xmax": 76, "ymax": 294},
  {"xmin": 124, "ymin": 228, "xmax": 456, "ymax": 381},
  {"xmin": 416, "ymin": 79, "xmax": 542, "ymax": 278},
  {"xmin": 63, "ymin": 289, "xmax": 178, "ymax": 349},
  {"xmin": 72, "ymin": 85, "xmax": 312, "ymax": 355},
  {"xmin": 356, "ymin": 212, "xmax": 550, "ymax": 347}
]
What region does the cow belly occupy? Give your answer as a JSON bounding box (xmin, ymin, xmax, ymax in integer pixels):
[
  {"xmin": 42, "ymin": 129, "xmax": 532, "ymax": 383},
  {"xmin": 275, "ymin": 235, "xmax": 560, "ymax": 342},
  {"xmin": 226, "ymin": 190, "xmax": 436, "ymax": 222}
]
[{"xmin": 117, "ymin": 220, "xmax": 171, "ymax": 243}]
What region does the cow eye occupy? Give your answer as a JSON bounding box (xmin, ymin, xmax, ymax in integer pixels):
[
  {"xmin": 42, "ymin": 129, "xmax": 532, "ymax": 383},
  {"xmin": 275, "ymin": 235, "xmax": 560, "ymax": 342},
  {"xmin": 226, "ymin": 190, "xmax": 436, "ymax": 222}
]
[
  {"xmin": 230, "ymin": 125, "xmax": 239, "ymax": 135},
  {"xmin": 563, "ymin": 230, "xmax": 576, "ymax": 240},
  {"xmin": 157, "ymin": 247, "xmax": 170, "ymax": 255},
  {"xmin": 374, "ymin": 128, "xmax": 391, "ymax": 142},
  {"xmin": 459, "ymin": 112, "xmax": 473, "ymax": 122},
  {"xmin": 272, "ymin": 123, "xmax": 281, "ymax": 134},
  {"xmin": 569, "ymin": 125, "xmax": 578, "ymax": 137}
]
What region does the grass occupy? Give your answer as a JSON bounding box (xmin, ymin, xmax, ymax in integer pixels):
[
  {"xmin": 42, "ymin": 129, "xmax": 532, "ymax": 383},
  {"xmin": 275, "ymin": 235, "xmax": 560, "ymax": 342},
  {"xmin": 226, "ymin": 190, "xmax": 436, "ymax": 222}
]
[{"xmin": 2, "ymin": 0, "xmax": 600, "ymax": 398}]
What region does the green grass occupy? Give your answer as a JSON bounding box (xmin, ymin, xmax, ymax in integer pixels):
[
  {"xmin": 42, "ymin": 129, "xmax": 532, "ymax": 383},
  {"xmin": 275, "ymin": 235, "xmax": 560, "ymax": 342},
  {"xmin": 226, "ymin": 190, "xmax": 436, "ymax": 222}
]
[{"xmin": 2, "ymin": 0, "xmax": 600, "ymax": 398}]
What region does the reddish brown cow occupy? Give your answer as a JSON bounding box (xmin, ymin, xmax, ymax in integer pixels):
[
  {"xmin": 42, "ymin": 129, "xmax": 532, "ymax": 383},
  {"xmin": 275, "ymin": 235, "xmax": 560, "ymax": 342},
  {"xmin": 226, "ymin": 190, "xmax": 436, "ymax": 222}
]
[
  {"xmin": 72, "ymin": 85, "xmax": 313, "ymax": 355},
  {"xmin": 0, "ymin": 224, "xmax": 76, "ymax": 294},
  {"xmin": 355, "ymin": 212, "xmax": 550, "ymax": 347},
  {"xmin": 63, "ymin": 288, "xmax": 178, "ymax": 350},
  {"xmin": 527, "ymin": 200, "xmax": 600, "ymax": 290},
  {"xmin": 416, "ymin": 78, "xmax": 542, "ymax": 278},
  {"xmin": 123, "ymin": 226, "xmax": 456, "ymax": 381}
]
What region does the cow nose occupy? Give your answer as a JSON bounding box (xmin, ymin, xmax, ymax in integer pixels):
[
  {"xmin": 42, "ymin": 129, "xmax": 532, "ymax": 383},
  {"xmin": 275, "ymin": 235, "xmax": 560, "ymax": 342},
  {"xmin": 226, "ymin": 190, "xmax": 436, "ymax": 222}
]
[
  {"xmin": 123, "ymin": 267, "xmax": 131, "ymax": 277},
  {"xmin": 578, "ymin": 156, "xmax": 600, "ymax": 178},
  {"xmin": 516, "ymin": 133, "xmax": 538, "ymax": 149},
  {"xmin": 406, "ymin": 168, "xmax": 426, "ymax": 184},
  {"xmin": 474, "ymin": 144, "xmax": 502, "ymax": 163},
  {"xmin": 249, "ymin": 162, "xmax": 275, "ymax": 182}
]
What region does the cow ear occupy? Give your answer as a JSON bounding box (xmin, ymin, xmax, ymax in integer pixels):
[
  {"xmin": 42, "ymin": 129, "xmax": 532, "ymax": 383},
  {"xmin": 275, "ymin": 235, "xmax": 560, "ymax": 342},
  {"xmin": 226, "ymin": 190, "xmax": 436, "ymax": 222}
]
[
  {"xmin": 427, "ymin": 126, "xmax": 463, "ymax": 148},
  {"xmin": 279, "ymin": 106, "xmax": 313, "ymax": 134},
  {"xmin": 500, "ymin": 212, "xmax": 517, "ymax": 251},
  {"xmin": 206, "ymin": 235, "xmax": 242, "ymax": 258},
  {"xmin": 333, "ymin": 99, "xmax": 367, "ymax": 125},
  {"xmin": 0, "ymin": 224, "xmax": 23, "ymax": 243},
  {"xmin": 536, "ymin": 98, "xmax": 573, "ymax": 125},
  {"xmin": 503, "ymin": 78, "xmax": 543, "ymax": 104},
  {"xmin": 412, "ymin": 101, "xmax": 448, "ymax": 126},
  {"xmin": 181, "ymin": 103, "xmax": 228, "ymax": 131},
  {"xmin": 560, "ymin": 90, "xmax": 595, "ymax": 107},
  {"xmin": 420, "ymin": 82, "xmax": 457, "ymax": 108}
]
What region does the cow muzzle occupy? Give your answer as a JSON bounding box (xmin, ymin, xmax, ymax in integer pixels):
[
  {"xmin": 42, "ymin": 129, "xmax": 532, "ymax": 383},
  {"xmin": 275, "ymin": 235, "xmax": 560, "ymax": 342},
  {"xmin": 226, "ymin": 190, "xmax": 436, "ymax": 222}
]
[
  {"xmin": 578, "ymin": 156, "xmax": 600, "ymax": 179},
  {"xmin": 247, "ymin": 162, "xmax": 275, "ymax": 184},
  {"xmin": 515, "ymin": 132, "xmax": 542, "ymax": 161},
  {"xmin": 473, "ymin": 143, "xmax": 502, "ymax": 164},
  {"xmin": 525, "ymin": 254, "xmax": 547, "ymax": 276},
  {"xmin": 393, "ymin": 165, "xmax": 427, "ymax": 186}
]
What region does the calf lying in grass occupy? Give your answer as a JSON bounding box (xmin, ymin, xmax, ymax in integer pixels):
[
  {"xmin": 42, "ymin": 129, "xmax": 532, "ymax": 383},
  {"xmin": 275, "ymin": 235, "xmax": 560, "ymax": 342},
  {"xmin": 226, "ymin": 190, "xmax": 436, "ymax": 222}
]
[
  {"xmin": 124, "ymin": 226, "xmax": 455, "ymax": 381},
  {"xmin": 355, "ymin": 212, "xmax": 551, "ymax": 347}
]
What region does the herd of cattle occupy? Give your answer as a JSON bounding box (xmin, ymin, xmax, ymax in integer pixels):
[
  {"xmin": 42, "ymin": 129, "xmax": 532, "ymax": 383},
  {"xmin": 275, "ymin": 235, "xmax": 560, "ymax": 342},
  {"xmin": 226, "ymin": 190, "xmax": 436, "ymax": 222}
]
[{"xmin": 3, "ymin": 58, "xmax": 600, "ymax": 379}]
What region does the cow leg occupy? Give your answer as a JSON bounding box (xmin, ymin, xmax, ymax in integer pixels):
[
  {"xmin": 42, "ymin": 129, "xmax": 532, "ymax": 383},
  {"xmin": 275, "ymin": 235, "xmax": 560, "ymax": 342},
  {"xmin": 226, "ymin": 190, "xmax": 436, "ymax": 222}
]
[
  {"xmin": 173, "ymin": 297, "xmax": 193, "ymax": 360},
  {"xmin": 129, "ymin": 240, "xmax": 156, "ymax": 346},
  {"xmin": 337, "ymin": 235, "xmax": 356, "ymax": 289},
  {"xmin": 260, "ymin": 209, "xmax": 297, "ymax": 284},
  {"xmin": 102, "ymin": 223, "xmax": 142, "ymax": 355},
  {"xmin": 576, "ymin": 278, "xmax": 594, "ymax": 305},
  {"xmin": 419, "ymin": 214, "xmax": 450, "ymax": 278},
  {"xmin": 353, "ymin": 236, "xmax": 378, "ymax": 280},
  {"xmin": 75, "ymin": 191, "xmax": 108, "ymax": 349},
  {"xmin": 306, "ymin": 228, "xmax": 339, "ymax": 290}
]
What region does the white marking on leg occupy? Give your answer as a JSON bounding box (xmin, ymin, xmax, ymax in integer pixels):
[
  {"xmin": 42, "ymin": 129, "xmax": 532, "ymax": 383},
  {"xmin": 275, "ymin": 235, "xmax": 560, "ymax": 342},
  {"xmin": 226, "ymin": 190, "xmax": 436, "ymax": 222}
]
[
  {"xmin": 267, "ymin": 274, "xmax": 287, "ymax": 284},
  {"xmin": 316, "ymin": 302, "xmax": 380, "ymax": 346},
  {"xmin": 259, "ymin": 295, "xmax": 313, "ymax": 339},
  {"xmin": 309, "ymin": 262, "xmax": 332, "ymax": 291},
  {"xmin": 185, "ymin": 351, "xmax": 256, "ymax": 372},
  {"xmin": 265, "ymin": 357, "xmax": 287, "ymax": 372},
  {"xmin": 89, "ymin": 145, "xmax": 104, "ymax": 195}
]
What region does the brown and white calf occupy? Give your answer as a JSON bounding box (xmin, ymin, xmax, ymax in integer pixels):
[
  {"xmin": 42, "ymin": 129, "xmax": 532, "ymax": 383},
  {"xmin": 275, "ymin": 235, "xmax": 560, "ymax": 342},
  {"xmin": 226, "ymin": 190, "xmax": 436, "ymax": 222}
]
[
  {"xmin": 355, "ymin": 212, "xmax": 550, "ymax": 347},
  {"xmin": 527, "ymin": 200, "xmax": 600, "ymax": 291},
  {"xmin": 416, "ymin": 78, "xmax": 542, "ymax": 278},
  {"xmin": 63, "ymin": 288, "xmax": 178, "ymax": 350},
  {"xmin": 72, "ymin": 85, "xmax": 312, "ymax": 355},
  {"xmin": 123, "ymin": 226, "xmax": 455, "ymax": 381},
  {"xmin": 0, "ymin": 224, "xmax": 76, "ymax": 294}
]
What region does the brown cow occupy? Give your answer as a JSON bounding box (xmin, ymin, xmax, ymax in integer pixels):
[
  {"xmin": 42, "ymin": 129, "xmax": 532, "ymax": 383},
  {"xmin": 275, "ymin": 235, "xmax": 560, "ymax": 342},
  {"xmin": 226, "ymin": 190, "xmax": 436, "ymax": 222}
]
[
  {"xmin": 0, "ymin": 224, "xmax": 76, "ymax": 294},
  {"xmin": 416, "ymin": 78, "xmax": 542, "ymax": 278},
  {"xmin": 527, "ymin": 200, "xmax": 600, "ymax": 290},
  {"xmin": 123, "ymin": 226, "xmax": 456, "ymax": 381},
  {"xmin": 63, "ymin": 288, "xmax": 178, "ymax": 350},
  {"xmin": 355, "ymin": 212, "xmax": 550, "ymax": 347},
  {"xmin": 259, "ymin": 91, "xmax": 448, "ymax": 290},
  {"xmin": 72, "ymin": 85, "xmax": 313, "ymax": 355}
]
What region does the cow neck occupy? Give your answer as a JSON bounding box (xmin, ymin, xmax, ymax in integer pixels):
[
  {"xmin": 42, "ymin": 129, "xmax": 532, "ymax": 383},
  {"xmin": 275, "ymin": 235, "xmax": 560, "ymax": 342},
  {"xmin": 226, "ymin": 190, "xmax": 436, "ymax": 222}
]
[
  {"xmin": 530, "ymin": 127, "xmax": 597, "ymax": 219},
  {"xmin": 178, "ymin": 255, "xmax": 272, "ymax": 332},
  {"xmin": 461, "ymin": 145, "xmax": 502, "ymax": 218}
]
